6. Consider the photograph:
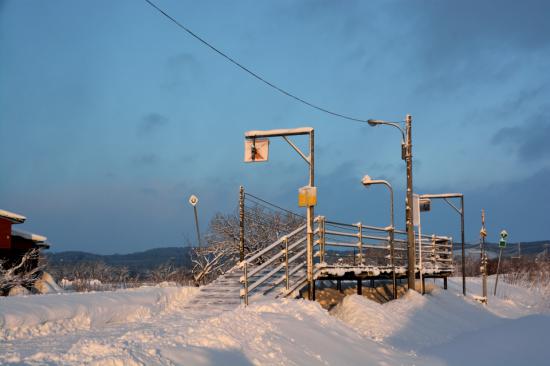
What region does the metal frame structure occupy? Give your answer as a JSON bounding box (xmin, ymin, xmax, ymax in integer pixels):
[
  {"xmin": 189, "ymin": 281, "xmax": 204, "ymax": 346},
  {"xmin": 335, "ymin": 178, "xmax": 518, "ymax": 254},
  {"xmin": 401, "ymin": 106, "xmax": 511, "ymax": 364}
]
[
  {"xmin": 419, "ymin": 193, "xmax": 465, "ymax": 296},
  {"xmin": 244, "ymin": 127, "xmax": 315, "ymax": 300}
]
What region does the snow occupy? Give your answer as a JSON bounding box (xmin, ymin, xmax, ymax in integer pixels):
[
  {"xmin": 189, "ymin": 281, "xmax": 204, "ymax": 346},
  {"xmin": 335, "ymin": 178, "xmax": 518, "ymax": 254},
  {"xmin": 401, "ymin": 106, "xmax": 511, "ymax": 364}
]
[
  {"xmin": 0, "ymin": 285, "xmax": 199, "ymax": 340},
  {"xmin": 0, "ymin": 209, "xmax": 26, "ymax": 223},
  {"xmin": 245, "ymin": 127, "xmax": 313, "ymax": 138},
  {"xmin": 1, "ymin": 277, "xmax": 549, "ymax": 365},
  {"xmin": 11, "ymin": 228, "xmax": 47, "ymax": 242}
]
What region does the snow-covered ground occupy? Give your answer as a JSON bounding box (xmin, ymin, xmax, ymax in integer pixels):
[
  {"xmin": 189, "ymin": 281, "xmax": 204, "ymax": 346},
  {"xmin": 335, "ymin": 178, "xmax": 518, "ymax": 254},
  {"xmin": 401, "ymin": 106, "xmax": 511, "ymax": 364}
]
[{"xmin": 1, "ymin": 277, "xmax": 549, "ymax": 365}]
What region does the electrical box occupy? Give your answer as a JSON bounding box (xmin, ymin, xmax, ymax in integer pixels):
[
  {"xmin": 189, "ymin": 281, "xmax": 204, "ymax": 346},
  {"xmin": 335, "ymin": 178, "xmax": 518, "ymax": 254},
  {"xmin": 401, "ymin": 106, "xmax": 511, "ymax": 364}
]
[{"xmin": 298, "ymin": 186, "xmax": 317, "ymax": 207}]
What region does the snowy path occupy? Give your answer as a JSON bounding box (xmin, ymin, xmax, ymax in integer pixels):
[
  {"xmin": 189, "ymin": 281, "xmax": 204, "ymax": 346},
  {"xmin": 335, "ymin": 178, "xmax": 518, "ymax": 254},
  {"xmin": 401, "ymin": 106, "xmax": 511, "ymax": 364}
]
[{"xmin": 1, "ymin": 277, "xmax": 549, "ymax": 365}]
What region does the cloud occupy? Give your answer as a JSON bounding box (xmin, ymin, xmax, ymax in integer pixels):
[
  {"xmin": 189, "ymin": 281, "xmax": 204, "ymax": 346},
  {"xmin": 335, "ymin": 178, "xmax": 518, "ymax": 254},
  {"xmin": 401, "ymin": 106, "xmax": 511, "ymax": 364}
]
[
  {"xmin": 132, "ymin": 153, "xmax": 160, "ymax": 166},
  {"xmin": 393, "ymin": 1, "xmax": 550, "ymax": 95},
  {"xmin": 492, "ymin": 110, "xmax": 550, "ymax": 161},
  {"xmin": 137, "ymin": 113, "xmax": 168, "ymax": 137},
  {"xmin": 162, "ymin": 53, "xmax": 200, "ymax": 91}
]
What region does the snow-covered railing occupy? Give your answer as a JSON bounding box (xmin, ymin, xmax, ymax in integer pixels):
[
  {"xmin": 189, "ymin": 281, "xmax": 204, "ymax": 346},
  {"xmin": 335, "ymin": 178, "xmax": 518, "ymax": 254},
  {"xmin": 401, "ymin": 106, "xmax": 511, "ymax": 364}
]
[
  {"xmin": 240, "ymin": 216, "xmax": 454, "ymax": 305},
  {"xmin": 240, "ymin": 223, "xmax": 310, "ymax": 305}
]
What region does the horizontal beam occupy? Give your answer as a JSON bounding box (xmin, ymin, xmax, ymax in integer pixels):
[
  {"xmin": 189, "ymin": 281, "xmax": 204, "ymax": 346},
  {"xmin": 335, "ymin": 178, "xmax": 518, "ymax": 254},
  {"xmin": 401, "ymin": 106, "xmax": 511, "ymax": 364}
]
[
  {"xmin": 419, "ymin": 193, "xmax": 463, "ymax": 199},
  {"xmin": 245, "ymin": 127, "xmax": 313, "ymax": 138}
]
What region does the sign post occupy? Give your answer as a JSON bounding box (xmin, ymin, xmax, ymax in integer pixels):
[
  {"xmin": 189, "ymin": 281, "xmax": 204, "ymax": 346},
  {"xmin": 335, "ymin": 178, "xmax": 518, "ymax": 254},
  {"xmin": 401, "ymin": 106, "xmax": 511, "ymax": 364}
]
[
  {"xmin": 493, "ymin": 230, "xmax": 508, "ymax": 296},
  {"xmin": 189, "ymin": 194, "xmax": 201, "ymax": 248}
]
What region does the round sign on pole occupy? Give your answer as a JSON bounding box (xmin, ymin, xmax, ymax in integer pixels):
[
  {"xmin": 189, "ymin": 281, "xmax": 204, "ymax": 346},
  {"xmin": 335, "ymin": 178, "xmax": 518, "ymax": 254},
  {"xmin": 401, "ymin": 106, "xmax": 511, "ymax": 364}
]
[{"xmin": 189, "ymin": 194, "xmax": 198, "ymax": 207}]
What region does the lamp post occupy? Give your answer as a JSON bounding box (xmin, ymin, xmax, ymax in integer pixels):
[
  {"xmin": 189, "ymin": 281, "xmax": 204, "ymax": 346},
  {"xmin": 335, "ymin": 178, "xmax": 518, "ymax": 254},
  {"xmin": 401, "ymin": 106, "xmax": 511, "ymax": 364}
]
[
  {"xmin": 367, "ymin": 114, "xmax": 416, "ymax": 291},
  {"xmin": 361, "ymin": 175, "xmax": 397, "ymax": 299}
]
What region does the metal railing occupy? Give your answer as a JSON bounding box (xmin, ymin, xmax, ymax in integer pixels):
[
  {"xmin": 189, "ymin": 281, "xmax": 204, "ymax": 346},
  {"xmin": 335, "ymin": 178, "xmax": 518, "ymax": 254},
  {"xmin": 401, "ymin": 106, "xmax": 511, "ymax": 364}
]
[
  {"xmin": 240, "ymin": 216, "xmax": 454, "ymax": 305},
  {"xmin": 240, "ymin": 223, "xmax": 310, "ymax": 305}
]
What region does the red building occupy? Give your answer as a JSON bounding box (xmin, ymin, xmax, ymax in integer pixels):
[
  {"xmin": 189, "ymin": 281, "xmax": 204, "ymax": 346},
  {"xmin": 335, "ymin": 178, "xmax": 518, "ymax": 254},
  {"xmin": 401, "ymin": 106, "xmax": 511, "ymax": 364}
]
[{"xmin": 0, "ymin": 209, "xmax": 50, "ymax": 287}]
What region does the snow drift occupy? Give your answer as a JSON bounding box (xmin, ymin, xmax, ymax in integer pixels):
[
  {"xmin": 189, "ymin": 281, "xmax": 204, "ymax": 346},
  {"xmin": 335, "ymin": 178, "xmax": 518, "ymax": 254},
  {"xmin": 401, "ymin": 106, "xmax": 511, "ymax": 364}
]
[{"xmin": 0, "ymin": 285, "xmax": 198, "ymax": 340}]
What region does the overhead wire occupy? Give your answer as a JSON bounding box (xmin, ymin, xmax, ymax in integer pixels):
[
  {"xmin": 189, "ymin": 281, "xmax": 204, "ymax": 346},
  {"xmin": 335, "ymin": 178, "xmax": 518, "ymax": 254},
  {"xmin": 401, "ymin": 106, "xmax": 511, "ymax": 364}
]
[
  {"xmin": 245, "ymin": 192, "xmax": 306, "ymax": 219},
  {"xmin": 143, "ymin": 0, "xmax": 369, "ymax": 124}
]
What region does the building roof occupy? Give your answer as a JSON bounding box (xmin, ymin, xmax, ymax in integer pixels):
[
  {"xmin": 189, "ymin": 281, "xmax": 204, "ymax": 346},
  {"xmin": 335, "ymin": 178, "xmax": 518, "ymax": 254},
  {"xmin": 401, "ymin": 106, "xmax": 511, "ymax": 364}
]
[
  {"xmin": 0, "ymin": 209, "xmax": 27, "ymax": 224},
  {"xmin": 11, "ymin": 229, "xmax": 47, "ymax": 243}
]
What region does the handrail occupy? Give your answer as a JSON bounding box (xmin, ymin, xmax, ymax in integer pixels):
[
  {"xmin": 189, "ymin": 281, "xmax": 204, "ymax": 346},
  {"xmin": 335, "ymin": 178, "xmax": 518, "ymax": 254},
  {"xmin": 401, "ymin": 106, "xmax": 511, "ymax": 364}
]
[{"xmin": 243, "ymin": 224, "xmax": 306, "ymax": 264}]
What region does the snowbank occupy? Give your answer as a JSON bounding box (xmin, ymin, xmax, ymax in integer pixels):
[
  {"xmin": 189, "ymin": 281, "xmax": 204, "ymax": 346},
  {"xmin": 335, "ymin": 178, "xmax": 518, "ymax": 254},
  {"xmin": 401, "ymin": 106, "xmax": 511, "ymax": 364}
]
[
  {"xmin": 171, "ymin": 299, "xmax": 435, "ymax": 365},
  {"xmin": 332, "ymin": 278, "xmax": 550, "ymax": 365},
  {"xmin": 0, "ymin": 285, "xmax": 198, "ymax": 340},
  {"xmin": 332, "ymin": 289, "xmax": 502, "ymax": 350}
]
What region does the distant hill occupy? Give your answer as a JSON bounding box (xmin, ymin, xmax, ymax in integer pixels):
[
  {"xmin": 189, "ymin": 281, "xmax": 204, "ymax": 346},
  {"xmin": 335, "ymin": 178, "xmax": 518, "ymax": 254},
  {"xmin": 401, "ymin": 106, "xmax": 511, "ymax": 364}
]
[
  {"xmin": 455, "ymin": 241, "xmax": 549, "ymax": 258},
  {"xmin": 46, "ymin": 247, "xmax": 194, "ymax": 273}
]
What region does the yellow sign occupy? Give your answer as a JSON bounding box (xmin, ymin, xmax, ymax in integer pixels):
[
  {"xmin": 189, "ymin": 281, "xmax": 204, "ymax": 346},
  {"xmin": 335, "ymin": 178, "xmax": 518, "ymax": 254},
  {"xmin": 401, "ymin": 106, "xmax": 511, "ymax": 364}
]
[{"xmin": 298, "ymin": 186, "xmax": 317, "ymax": 207}]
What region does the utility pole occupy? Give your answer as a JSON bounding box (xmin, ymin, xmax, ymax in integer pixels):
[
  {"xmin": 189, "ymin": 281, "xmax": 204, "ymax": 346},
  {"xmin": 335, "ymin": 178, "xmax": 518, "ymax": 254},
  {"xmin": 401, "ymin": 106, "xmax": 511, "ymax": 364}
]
[
  {"xmin": 239, "ymin": 186, "xmax": 245, "ymax": 262},
  {"xmin": 367, "ymin": 114, "xmax": 416, "ymax": 291},
  {"xmin": 461, "ymin": 196, "xmax": 465, "ymax": 296},
  {"xmin": 405, "ymin": 114, "xmax": 416, "ymax": 291},
  {"xmin": 480, "ymin": 209, "xmax": 488, "ymax": 304},
  {"xmin": 306, "ymin": 130, "xmax": 315, "ymax": 300}
]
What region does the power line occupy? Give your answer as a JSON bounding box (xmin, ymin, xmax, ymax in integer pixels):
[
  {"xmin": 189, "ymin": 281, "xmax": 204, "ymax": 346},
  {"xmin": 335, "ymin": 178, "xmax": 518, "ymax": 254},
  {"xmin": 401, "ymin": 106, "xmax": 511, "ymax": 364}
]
[
  {"xmin": 245, "ymin": 192, "xmax": 306, "ymax": 218},
  {"xmin": 143, "ymin": 0, "xmax": 369, "ymax": 124}
]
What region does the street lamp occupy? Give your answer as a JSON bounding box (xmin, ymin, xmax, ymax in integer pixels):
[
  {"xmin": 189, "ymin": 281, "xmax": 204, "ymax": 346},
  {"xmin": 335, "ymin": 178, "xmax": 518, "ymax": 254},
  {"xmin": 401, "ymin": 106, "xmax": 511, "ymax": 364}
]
[
  {"xmin": 362, "ymin": 175, "xmax": 397, "ymax": 299},
  {"xmin": 367, "ymin": 114, "xmax": 416, "ymax": 291}
]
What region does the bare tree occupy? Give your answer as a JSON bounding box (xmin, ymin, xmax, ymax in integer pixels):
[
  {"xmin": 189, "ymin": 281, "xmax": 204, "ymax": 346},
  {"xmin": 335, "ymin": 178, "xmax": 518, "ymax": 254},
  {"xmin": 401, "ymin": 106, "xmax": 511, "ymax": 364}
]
[
  {"xmin": 191, "ymin": 205, "xmax": 305, "ymax": 285},
  {"xmin": 1, "ymin": 249, "xmax": 45, "ymax": 294}
]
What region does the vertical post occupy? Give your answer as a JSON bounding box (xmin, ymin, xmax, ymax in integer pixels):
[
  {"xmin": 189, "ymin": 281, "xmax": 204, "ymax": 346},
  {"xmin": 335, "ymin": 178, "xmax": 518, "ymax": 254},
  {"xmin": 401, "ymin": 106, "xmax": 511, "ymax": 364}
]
[
  {"xmin": 358, "ymin": 222, "xmax": 363, "ymax": 265},
  {"xmin": 239, "ymin": 186, "xmax": 245, "ymax": 262},
  {"xmin": 357, "ymin": 279, "xmax": 362, "ymax": 295},
  {"xmin": 481, "ymin": 209, "xmax": 488, "ymax": 303},
  {"xmin": 405, "ymin": 114, "xmax": 416, "ymax": 291},
  {"xmin": 494, "ymin": 247, "xmax": 503, "ymax": 296},
  {"xmin": 461, "ymin": 196, "xmax": 466, "ymax": 296},
  {"xmin": 320, "ymin": 216, "xmax": 325, "ymax": 263},
  {"xmin": 417, "ymin": 204, "xmax": 424, "ymax": 295},
  {"xmin": 243, "ymin": 261, "xmax": 249, "ymax": 306},
  {"xmin": 387, "ymin": 182, "xmax": 397, "ymax": 300},
  {"xmin": 390, "ymin": 227, "xmax": 397, "ymax": 299},
  {"xmin": 444, "ymin": 276, "xmax": 448, "ymax": 290},
  {"xmin": 284, "ymin": 236, "xmax": 289, "ymax": 290},
  {"xmin": 306, "ymin": 130, "xmax": 315, "ymax": 300},
  {"xmin": 193, "ymin": 205, "xmax": 201, "ymax": 248}
]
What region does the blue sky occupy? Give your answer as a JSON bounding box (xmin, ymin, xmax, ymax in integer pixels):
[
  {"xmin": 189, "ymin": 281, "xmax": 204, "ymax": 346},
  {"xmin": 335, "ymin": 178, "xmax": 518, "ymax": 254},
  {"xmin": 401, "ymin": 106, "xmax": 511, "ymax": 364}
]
[{"xmin": 1, "ymin": 0, "xmax": 549, "ymax": 253}]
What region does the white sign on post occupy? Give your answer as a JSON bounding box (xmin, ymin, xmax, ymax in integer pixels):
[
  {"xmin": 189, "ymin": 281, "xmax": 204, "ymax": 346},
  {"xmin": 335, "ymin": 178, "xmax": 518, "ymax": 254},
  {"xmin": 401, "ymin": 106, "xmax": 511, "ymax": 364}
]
[
  {"xmin": 413, "ymin": 194, "xmax": 420, "ymax": 227},
  {"xmin": 189, "ymin": 194, "xmax": 198, "ymax": 206}
]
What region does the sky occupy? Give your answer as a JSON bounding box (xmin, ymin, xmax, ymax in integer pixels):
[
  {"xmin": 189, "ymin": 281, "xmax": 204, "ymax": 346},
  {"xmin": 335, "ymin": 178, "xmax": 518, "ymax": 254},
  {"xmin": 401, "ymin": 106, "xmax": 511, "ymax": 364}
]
[{"xmin": 1, "ymin": 0, "xmax": 549, "ymax": 254}]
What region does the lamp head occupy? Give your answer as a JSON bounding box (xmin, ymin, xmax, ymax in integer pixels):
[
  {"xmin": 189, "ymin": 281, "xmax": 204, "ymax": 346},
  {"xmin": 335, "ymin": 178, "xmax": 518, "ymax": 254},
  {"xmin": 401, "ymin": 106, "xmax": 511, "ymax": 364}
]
[
  {"xmin": 361, "ymin": 175, "xmax": 373, "ymax": 186},
  {"xmin": 367, "ymin": 119, "xmax": 380, "ymax": 127}
]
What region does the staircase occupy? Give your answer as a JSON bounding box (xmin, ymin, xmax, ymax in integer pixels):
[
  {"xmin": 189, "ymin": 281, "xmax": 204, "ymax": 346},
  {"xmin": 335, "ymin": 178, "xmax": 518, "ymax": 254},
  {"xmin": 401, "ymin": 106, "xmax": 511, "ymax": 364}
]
[{"xmin": 184, "ymin": 266, "xmax": 242, "ymax": 312}]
